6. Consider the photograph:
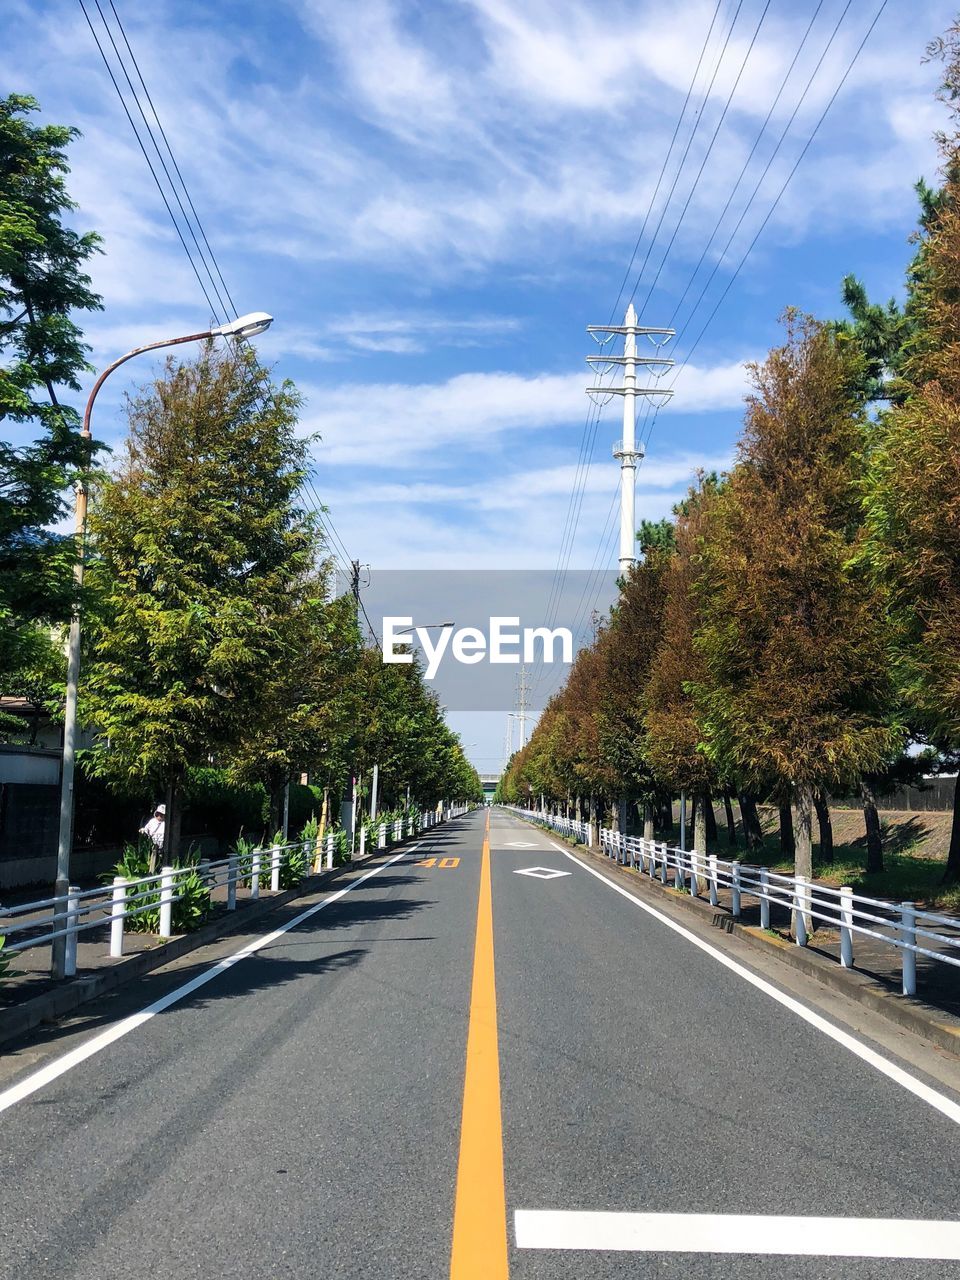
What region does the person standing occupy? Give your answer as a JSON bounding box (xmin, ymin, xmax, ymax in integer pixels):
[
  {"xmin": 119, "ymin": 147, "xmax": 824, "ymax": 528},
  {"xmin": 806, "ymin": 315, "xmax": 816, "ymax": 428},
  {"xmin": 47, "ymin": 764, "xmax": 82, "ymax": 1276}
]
[{"xmin": 139, "ymin": 803, "xmax": 166, "ymax": 871}]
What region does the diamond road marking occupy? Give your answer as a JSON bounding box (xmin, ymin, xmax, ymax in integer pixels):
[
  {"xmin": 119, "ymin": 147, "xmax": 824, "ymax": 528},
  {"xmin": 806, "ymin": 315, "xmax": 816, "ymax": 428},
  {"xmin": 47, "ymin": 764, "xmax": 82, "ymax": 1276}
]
[
  {"xmin": 513, "ymin": 866, "xmax": 571, "ymax": 880},
  {"xmin": 503, "ymin": 841, "xmax": 537, "ymax": 848}
]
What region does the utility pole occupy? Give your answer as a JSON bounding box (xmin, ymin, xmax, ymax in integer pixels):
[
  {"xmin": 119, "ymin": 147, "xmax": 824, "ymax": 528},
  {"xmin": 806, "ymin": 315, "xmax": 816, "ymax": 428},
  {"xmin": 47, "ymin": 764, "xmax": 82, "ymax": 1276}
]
[
  {"xmin": 341, "ymin": 559, "xmax": 363, "ymax": 847},
  {"xmin": 516, "ymin": 666, "xmax": 529, "ymax": 750},
  {"xmin": 350, "ymin": 559, "xmax": 361, "ymax": 608},
  {"xmin": 370, "ymin": 762, "xmax": 379, "ymax": 823},
  {"xmin": 587, "ymin": 305, "xmax": 675, "ymax": 576}
]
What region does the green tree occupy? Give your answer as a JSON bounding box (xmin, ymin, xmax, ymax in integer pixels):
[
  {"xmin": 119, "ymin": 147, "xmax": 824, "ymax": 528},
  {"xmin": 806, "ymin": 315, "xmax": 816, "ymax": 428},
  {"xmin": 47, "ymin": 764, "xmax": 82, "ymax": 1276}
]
[
  {"xmin": 0, "ymin": 94, "xmax": 102, "ymax": 709},
  {"xmin": 862, "ymin": 24, "xmax": 960, "ymax": 882},
  {"xmin": 228, "ymin": 585, "xmax": 361, "ymax": 831},
  {"xmin": 596, "ymin": 525, "xmax": 674, "ymax": 833},
  {"xmin": 695, "ymin": 313, "xmax": 898, "ymax": 880},
  {"xmin": 83, "ymin": 344, "xmax": 312, "ymax": 864}
]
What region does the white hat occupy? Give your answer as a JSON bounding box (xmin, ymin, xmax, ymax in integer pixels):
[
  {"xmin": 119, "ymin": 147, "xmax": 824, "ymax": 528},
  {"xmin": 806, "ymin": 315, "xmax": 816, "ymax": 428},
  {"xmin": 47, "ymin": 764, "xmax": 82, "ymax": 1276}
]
[{"xmin": 155, "ymin": 803, "xmax": 166, "ymax": 815}]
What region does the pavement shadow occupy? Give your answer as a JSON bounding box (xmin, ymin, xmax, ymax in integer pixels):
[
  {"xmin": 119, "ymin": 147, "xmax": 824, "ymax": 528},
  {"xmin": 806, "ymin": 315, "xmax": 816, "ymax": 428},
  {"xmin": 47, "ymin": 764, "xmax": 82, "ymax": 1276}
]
[{"xmin": 2, "ymin": 888, "xmax": 437, "ymax": 1057}]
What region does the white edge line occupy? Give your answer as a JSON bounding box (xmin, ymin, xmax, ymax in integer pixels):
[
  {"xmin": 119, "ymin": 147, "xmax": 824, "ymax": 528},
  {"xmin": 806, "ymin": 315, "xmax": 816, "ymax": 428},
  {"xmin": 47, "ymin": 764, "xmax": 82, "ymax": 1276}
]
[
  {"xmin": 0, "ymin": 844, "xmax": 420, "ymax": 1114},
  {"xmin": 545, "ymin": 840, "xmax": 960, "ymax": 1127},
  {"xmin": 513, "ymin": 1209, "xmax": 960, "ymax": 1258}
]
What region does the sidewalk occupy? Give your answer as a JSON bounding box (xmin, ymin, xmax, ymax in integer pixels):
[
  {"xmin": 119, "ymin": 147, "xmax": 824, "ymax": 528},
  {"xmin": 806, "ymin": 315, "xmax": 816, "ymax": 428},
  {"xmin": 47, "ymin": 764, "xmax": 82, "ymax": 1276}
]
[
  {"xmin": 0, "ymin": 861, "xmax": 357, "ymax": 1050},
  {"xmin": 0, "ymin": 872, "xmax": 300, "ymax": 1013},
  {"xmin": 685, "ymin": 866, "xmax": 960, "ymax": 1018}
]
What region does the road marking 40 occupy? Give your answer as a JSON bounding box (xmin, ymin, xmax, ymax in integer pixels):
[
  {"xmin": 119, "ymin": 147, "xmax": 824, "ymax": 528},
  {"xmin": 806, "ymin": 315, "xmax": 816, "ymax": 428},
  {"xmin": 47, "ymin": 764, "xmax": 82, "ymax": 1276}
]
[{"xmin": 416, "ymin": 857, "xmax": 460, "ymax": 868}]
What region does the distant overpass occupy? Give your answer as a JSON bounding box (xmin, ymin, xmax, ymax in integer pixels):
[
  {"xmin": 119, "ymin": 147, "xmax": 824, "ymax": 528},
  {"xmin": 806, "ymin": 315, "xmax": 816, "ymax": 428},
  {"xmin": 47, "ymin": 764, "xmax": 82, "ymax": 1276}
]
[{"xmin": 479, "ymin": 773, "xmax": 500, "ymax": 799}]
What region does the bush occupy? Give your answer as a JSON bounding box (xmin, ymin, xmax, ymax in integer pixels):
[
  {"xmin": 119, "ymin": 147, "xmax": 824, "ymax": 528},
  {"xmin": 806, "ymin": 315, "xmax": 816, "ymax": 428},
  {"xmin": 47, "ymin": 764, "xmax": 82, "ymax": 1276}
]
[
  {"xmin": 288, "ymin": 784, "xmax": 325, "ymax": 834},
  {"xmin": 273, "ymin": 829, "xmax": 308, "ymax": 889},
  {"xmin": 333, "ymin": 827, "xmax": 350, "ymax": 865},
  {"xmin": 300, "ymin": 816, "xmax": 320, "ymax": 873},
  {"xmin": 107, "ymin": 840, "xmax": 212, "ymax": 936},
  {"xmin": 182, "ymin": 767, "xmax": 268, "ymax": 847},
  {"xmin": 234, "ymin": 834, "xmax": 269, "ymax": 890}
]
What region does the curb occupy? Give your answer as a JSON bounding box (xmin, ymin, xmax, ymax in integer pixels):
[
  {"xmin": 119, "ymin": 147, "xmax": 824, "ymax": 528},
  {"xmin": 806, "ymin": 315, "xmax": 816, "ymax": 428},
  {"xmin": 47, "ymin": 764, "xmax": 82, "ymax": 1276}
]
[
  {"xmin": 540, "ymin": 827, "xmax": 960, "ymax": 1062},
  {"xmin": 0, "ymin": 832, "xmax": 432, "ymax": 1053}
]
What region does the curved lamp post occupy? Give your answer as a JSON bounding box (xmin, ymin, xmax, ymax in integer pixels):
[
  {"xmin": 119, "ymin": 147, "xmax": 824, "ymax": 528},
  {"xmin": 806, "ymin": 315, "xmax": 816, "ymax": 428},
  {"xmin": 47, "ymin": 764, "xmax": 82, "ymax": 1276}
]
[{"xmin": 51, "ymin": 312, "xmax": 273, "ymax": 976}]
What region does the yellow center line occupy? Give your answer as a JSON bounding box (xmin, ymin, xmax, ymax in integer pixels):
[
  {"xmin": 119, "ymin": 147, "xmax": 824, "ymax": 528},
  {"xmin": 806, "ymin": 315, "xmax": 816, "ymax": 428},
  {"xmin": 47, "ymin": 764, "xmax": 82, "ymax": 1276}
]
[{"xmin": 449, "ymin": 809, "xmax": 509, "ymax": 1278}]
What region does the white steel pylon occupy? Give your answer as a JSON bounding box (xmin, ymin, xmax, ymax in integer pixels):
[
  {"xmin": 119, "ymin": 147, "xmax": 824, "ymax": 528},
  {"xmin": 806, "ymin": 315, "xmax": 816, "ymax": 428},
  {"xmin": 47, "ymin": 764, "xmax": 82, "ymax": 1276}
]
[{"xmin": 586, "ymin": 304, "xmax": 675, "ymax": 575}]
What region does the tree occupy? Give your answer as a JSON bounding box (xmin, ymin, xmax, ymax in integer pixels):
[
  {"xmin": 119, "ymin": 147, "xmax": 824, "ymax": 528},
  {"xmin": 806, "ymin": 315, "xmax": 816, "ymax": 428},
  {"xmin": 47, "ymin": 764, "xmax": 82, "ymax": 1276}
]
[
  {"xmin": 861, "ymin": 30, "xmax": 960, "ymax": 879},
  {"xmin": 644, "ymin": 476, "xmax": 721, "ymax": 856},
  {"xmin": 596, "ymin": 524, "xmax": 674, "ymax": 834},
  {"xmin": 228, "ymin": 586, "xmax": 361, "ymax": 831},
  {"xmin": 353, "ymin": 650, "xmax": 481, "ymax": 813},
  {"xmin": 694, "ymin": 312, "xmax": 898, "ymax": 881},
  {"xmin": 0, "ymin": 94, "xmax": 102, "ymax": 709},
  {"xmin": 83, "ymin": 344, "xmax": 312, "ymax": 864}
]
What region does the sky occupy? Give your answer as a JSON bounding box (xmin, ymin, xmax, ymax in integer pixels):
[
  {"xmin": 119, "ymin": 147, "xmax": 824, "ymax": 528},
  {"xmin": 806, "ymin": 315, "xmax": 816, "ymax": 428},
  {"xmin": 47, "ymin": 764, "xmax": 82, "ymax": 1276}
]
[{"xmin": 3, "ymin": 0, "xmax": 956, "ymax": 772}]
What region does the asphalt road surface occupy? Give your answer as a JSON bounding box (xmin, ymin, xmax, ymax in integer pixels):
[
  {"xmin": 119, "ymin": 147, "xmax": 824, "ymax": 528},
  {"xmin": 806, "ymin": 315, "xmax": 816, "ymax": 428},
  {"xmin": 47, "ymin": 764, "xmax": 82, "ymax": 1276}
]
[{"xmin": 1, "ymin": 808, "xmax": 960, "ymax": 1279}]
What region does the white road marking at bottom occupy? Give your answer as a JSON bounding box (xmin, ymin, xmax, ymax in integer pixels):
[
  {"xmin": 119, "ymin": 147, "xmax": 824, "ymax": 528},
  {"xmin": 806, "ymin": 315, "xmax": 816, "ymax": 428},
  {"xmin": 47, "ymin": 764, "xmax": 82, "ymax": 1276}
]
[
  {"xmin": 0, "ymin": 844, "xmax": 418, "ymax": 1115},
  {"xmin": 548, "ymin": 839, "xmax": 960, "ymax": 1128},
  {"xmin": 514, "ymin": 1210, "xmax": 960, "ymax": 1259}
]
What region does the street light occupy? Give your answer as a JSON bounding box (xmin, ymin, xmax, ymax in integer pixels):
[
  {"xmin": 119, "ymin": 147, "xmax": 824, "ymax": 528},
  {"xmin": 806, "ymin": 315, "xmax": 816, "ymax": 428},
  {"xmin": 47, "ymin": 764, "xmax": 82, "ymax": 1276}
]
[{"xmin": 51, "ymin": 312, "xmax": 274, "ymax": 976}]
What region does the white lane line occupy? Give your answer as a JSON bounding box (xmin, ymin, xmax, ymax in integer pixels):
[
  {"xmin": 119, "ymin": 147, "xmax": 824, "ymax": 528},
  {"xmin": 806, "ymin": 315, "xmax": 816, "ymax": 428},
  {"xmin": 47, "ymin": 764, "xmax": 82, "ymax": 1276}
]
[
  {"xmin": 548, "ymin": 840, "xmax": 960, "ymax": 1126},
  {"xmin": 514, "ymin": 1210, "xmax": 960, "ymax": 1259},
  {"xmin": 0, "ymin": 845, "xmax": 418, "ymax": 1115}
]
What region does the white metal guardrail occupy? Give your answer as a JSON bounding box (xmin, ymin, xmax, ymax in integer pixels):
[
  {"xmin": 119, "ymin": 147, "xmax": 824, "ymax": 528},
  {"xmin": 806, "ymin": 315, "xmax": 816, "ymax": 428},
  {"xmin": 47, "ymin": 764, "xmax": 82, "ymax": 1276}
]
[
  {"xmin": 504, "ymin": 806, "xmax": 960, "ymax": 999},
  {"xmin": 1, "ymin": 803, "xmax": 474, "ymax": 981}
]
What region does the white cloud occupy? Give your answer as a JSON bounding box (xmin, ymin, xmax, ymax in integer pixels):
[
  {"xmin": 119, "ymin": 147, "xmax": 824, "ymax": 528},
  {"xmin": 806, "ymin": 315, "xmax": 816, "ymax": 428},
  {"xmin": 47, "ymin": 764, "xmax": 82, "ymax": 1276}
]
[{"xmin": 304, "ymin": 359, "xmax": 750, "ymax": 465}]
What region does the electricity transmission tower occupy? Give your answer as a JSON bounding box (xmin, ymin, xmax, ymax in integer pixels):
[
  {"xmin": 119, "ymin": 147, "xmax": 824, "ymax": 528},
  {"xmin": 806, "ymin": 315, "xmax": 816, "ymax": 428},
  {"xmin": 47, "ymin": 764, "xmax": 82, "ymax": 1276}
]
[{"xmin": 587, "ymin": 304, "xmax": 675, "ymax": 575}]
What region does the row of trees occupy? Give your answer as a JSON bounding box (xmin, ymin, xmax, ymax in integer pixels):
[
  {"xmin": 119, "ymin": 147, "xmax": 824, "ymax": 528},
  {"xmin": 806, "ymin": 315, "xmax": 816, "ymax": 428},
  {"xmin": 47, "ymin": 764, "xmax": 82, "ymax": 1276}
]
[
  {"xmin": 0, "ymin": 93, "xmax": 481, "ymax": 866},
  {"xmin": 500, "ymin": 25, "xmax": 960, "ymax": 886}
]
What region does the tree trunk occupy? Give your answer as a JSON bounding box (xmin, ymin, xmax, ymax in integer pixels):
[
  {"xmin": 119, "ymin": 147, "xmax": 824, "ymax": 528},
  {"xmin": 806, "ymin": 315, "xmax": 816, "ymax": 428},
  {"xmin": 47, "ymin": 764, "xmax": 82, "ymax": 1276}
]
[
  {"xmin": 861, "ymin": 779, "xmax": 884, "ymax": 875},
  {"xmin": 813, "ymin": 788, "xmax": 833, "ymax": 864},
  {"xmin": 944, "ymin": 778, "xmax": 960, "ymax": 884},
  {"xmin": 589, "ymin": 792, "xmax": 598, "ymax": 846},
  {"xmin": 794, "ymin": 783, "xmax": 814, "ymax": 935},
  {"xmin": 723, "ymin": 791, "xmax": 738, "ymax": 847},
  {"xmin": 160, "ymin": 773, "xmax": 182, "ymax": 872},
  {"xmin": 704, "ymin": 794, "xmax": 718, "ymax": 847},
  {"xmin": 779, "ymin": 800, "xmax": 795, "ymax": 860},
  {"xmin": 318, "ymin": 787, "xmax": 329, "ymax": 840},
  {"xmin": 269, "ymin": 784, "xmax": 284, "ymax": 838},
  {"xmin": 694, "ymin": 792, "xmax": 707, "ymax": 857},
  {"xmin": 738, "ymin": 792, "xmax": 764, "ymax": 853},
  {"xmin": 643, "ymin": 800, "xmax": 654, "ymax": 841},
  {"xmin": 794, "ymin": 784, "xmax": 813, "ymax": 880}
]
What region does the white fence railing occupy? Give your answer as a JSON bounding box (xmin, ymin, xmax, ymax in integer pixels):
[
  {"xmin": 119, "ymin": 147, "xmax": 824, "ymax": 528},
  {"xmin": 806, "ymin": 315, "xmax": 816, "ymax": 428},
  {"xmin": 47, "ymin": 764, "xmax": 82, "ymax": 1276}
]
[
  {"xmin": 1, "ymin": 802, "xmax": 475, "ymax": 981},
  {"xmin": 504, "ymin": 806, "xmax": 960, "ymax": 999}
]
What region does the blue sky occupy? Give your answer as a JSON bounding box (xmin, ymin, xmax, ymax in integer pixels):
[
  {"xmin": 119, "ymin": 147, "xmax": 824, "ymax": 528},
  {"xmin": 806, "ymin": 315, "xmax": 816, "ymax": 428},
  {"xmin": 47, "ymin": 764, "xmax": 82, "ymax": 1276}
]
[{"xmin": 3, "ymin": 0, "xmax": 956, "ymax": 770}]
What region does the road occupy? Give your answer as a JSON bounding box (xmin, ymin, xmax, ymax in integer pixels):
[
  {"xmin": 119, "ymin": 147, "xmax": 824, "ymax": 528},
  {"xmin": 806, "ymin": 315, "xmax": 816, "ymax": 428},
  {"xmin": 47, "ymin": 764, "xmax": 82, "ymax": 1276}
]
[{"xmin": 1, "ymin": 808, "xmax": 960, "ymax": 1278}]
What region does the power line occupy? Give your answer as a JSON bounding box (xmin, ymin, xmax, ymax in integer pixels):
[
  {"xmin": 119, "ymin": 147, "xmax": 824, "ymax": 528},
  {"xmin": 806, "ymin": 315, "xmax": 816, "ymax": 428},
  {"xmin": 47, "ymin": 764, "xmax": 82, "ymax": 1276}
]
[
  {"xmin": 77, "ymin": 0, "xmax": 225, "ymax": 322},
  {"xmin": 620, "ymin": 0, "xmax": 750, "ymax": 317},
  {"xmin": 665, "ymin": 0, "xmax": 831, "ymax": 330},
  {"xmin": 106, "ymin": 0, "xmax": 239, "ymax": 319},
  {"xmin": 630, "ymin": 0, "xmax": 775, "ymax": 316},
  {"xmin": 633, "ymin": 0, "xmax": 857, "ymax": 447},
  {"xmin": 544, "ymin": 0, "xmax": 891, "ymax": 730},
  {"xmin": 536, "ymin": 0, "xmax": 730, "ymax": 683},
  {"xmin": 664, "ymin": 0, "xmax": 888, "ymax": 403},
  {"xmin": 541, "ymin": 1, "xmax": 728, "ymax": 639},
  {"xmin": 606, "ymin": 0, "xmax": 728, "ymax": 327},
  {"xmin": 89, "ymin": 0, "xmax": 232, "ymax": 320}
]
